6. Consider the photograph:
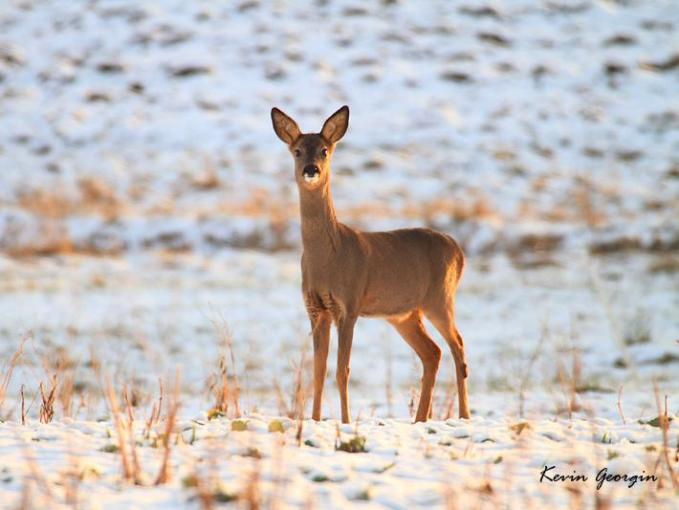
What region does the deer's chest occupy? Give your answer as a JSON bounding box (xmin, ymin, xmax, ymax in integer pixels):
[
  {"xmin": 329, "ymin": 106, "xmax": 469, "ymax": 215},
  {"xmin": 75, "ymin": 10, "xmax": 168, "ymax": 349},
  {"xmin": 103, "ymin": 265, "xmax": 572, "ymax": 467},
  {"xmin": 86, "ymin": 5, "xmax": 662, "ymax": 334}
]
[
  {"xmin": 301, "ymin": 256, "xmax": 352, "ymax": 321},
  {"xmin": 301, "ymin": 250, "xmax": 346, "ymax": 288}
]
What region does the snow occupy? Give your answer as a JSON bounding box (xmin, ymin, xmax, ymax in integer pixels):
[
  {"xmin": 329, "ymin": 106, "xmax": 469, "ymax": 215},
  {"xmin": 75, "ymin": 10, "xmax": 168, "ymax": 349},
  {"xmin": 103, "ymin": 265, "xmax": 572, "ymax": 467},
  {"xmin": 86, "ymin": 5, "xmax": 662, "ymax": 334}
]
[
  {"xmin": 0, "ymin": 414, "xmax": 676, "ymax": 509},
  {"xmin": 0, "ymin": 0, "xmax": 677, "ymax": 255},
  {"xmin": 0, "ymin": 249, "xmax": 676, "ymax": 507}
]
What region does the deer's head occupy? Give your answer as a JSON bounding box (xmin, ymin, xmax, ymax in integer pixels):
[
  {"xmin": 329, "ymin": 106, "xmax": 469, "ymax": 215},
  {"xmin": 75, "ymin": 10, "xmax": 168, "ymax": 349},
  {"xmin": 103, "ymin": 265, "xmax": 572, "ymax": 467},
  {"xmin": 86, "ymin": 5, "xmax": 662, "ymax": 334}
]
[{"xmin": 271, "ymin": 106, "xmax": 349, "ymax": 190}]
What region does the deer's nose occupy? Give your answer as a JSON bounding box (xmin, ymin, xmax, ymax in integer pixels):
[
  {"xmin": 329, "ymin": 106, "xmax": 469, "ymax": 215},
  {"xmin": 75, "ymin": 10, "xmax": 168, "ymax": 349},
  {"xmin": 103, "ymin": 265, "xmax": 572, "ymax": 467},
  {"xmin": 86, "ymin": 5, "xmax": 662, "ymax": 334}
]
[{"xmin": 302, "ymin": 165, "xmax": 320, "ymax": 177}]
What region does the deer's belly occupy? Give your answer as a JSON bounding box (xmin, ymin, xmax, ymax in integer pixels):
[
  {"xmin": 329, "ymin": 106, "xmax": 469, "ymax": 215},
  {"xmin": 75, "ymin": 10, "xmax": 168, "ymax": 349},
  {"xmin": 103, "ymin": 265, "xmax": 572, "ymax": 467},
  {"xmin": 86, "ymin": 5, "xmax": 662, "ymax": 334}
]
[{"xmin": 359, "ymin": 295, "xmax": 420, "ymax": 318}]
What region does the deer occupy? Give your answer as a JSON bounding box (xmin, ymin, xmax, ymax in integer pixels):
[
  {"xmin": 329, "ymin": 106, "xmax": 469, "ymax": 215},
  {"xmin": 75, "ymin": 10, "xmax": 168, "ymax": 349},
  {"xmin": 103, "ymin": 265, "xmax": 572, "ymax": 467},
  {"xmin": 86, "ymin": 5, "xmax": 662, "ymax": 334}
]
[{"xmin": 271, "ymin": 105, "xmax": 469, "ymax": 423}]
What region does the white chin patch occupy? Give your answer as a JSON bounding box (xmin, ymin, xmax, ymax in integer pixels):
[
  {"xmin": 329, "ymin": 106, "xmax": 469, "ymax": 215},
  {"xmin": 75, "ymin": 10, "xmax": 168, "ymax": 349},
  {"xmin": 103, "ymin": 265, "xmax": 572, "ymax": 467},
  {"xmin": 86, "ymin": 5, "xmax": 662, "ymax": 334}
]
[{"xmin": 304, "ymin": 174, "xmax": 320, "ymax": 184}]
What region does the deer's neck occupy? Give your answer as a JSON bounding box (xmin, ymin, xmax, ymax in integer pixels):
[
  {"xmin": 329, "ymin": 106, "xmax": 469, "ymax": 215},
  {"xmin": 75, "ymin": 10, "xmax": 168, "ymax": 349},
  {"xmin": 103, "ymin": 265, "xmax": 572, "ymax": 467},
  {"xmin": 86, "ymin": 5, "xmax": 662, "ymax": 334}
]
[{"xmin": 299, "ymin": 181, "xmax": 340, "ymax": 253}]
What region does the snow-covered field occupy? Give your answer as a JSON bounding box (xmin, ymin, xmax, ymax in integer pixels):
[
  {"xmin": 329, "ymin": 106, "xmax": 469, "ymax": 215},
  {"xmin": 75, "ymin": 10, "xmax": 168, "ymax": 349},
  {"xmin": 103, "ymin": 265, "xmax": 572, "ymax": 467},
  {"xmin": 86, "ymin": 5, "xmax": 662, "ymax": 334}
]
[
  {"xmin": 0, "ymin": 0, "xmax": 677, "ymax": 508},
  {"xmin": 0, "ymin": 251, "xmax": 676, "ymax": 508},
  {"xmin": 1, "ymin": 0, "xmax": 677, "ymax": 255}
]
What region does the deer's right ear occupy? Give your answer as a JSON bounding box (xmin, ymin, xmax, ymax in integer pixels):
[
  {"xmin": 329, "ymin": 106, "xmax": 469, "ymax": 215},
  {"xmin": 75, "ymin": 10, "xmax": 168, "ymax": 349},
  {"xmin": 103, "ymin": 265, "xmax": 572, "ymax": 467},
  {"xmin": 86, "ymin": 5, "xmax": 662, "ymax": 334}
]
[{"xmin": 271, "ymin": 107, "xmax": 301, "ymax": 145}]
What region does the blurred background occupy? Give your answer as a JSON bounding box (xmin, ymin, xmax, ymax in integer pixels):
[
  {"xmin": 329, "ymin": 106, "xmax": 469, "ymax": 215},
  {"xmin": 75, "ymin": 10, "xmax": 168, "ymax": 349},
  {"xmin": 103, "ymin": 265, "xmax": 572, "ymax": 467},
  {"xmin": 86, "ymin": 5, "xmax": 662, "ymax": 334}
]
[
  {"xmin": 1, "ymin": 0, "xmax": 676, "ymax": 257},
  {"xmin": 0, "ymin": 0, "xmax": 677, "ymax": 418}
]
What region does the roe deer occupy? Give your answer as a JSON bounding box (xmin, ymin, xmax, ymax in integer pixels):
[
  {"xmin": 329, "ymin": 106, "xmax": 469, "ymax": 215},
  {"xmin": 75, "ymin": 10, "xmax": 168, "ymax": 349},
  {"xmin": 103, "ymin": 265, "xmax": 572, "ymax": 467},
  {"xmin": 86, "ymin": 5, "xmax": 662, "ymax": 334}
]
[{"xmin": 271, "ymin": 105, "xmax": 469, "ymax": 423}]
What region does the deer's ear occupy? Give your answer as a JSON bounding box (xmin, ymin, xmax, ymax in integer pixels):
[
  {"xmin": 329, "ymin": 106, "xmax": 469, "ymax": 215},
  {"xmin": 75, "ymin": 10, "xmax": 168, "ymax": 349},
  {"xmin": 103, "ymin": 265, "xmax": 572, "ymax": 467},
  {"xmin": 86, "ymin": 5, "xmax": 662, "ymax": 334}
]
[
  {"xmin": 321, "ymin": 105, "xmax": 349, "ymax": 144},
  {"xmin": 271, "ymin": 107, "xmax": 301, "ymax": 145}
]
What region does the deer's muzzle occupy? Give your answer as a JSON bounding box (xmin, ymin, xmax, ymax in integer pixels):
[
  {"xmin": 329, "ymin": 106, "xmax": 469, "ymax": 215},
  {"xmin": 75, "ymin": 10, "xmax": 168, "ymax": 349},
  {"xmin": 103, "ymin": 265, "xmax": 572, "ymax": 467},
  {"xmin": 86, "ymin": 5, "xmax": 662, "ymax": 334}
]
[{"xmin": 302, "ymin": 165, "xmax": 320, "ymax": 183}]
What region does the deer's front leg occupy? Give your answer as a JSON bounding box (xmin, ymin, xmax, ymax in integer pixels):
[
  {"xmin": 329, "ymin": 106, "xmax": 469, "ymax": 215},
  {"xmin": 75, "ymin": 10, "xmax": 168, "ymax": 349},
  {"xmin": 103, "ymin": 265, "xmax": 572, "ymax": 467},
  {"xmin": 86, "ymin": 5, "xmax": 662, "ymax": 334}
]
[
  {"xmin": 310, "ymin": 310, "xmax": 331, "ymax": 421},
  {"xmin": 336, "ymin": 314, "xmax": 357, "ymax": 424}
]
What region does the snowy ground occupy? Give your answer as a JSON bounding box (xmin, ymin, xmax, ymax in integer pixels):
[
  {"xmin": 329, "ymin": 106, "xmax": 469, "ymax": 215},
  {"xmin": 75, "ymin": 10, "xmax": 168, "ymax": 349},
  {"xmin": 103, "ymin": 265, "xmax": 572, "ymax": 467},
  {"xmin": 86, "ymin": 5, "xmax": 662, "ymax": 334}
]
[
  {"xmin": 0, "ymin": 413, "xmax": 677, "ymax": 509},
  {"xmin": 0, "ymin": 251, "xmax": 677, "ymax": 508},
  {"xmin": 0, "ymin": 0, "xmax": 678, "ymax": 508}
]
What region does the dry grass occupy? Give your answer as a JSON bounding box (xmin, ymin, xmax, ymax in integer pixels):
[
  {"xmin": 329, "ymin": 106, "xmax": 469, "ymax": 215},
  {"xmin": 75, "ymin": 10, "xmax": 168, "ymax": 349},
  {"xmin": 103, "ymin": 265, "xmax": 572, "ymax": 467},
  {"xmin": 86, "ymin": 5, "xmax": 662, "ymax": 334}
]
[
  {"xmin": 273, "ymin": 345, "xmax": 311, "ymax": 447},
  {"xmin": 207, "ymin": 355, "xmax": 236, "ymax": 419},
  {"xmin": 186, "ymin": 464, "xmax": 217, "ymax": 510},
  {"xmin": 406, "ymin": 193, "xmax": 499, "ymax": 225},
  {"xmin": 648, "ymin": 256, "xmax": 679, "ymax": 274},
  {"xmin": 20, "ymin": 384, "xmax": 26, "ymax": 425},
  {"xmin": 155, "ymin": 372, "xmax": 181, "ymax": 485},
  {"xmin": 0, "ymin": 273, "xmax": 674, "ymax": 508},
  {"xmin": 0, "ymin": 329, "xmax": 673, "ymax": 509},
  {"xmin": 554, "ymin": 340, "xmax": 587, "ymax": 419},
  {"xmin": 653, "ymin": 382, "xmax": 678, "ymax": 490},
  {"xmin": 38, "ymin": 377, "xmax": 57, "ymax": 424},
  {"xmin": 206, "ymin": 317, "xmax": 242, "ymax": 419},
  {"xmin": 517, "ymin": 323, "xmax": 548, "ymax": 418},
  {"xmin": 572, "ymin": 176, "xmax": 607, "ymax": 228},
  {"xmin": 274, "ymin": 346, "xmax": 310, "ymax": 421},
  {"xmin": 105, "ymin": 378, "xmax": 141, "ymax": 484},
  {"xmin": 102, "ymin": 373, "xmax": 182, "ymax": 487},
  {"xmin": 4, "ymin": 184, "xmax": 505, "ymax": 257},
  {"xmin": 123, "ymin": 386, "xmax": 143, "ymax": 484},
  {"xmin": 0, "ymin": 335, "xmax": 28, "ymax": 417},
  {"xmin": 17, "ymin": 178, "xmax": 121, "ymax": 220},
  {"xmin": 241, "ymin": 458, "xmax": 262, "ymax": 510},
  {"xmin": 144, "ymin": 378, "xmax": 164, "ymax": 438}
]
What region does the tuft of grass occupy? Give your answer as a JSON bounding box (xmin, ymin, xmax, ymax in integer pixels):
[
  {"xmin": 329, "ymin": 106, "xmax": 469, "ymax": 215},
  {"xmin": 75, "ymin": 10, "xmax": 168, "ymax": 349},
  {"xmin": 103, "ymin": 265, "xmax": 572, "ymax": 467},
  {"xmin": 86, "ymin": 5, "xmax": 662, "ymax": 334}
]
[
  {"xmin": 643, "ymin": 352, "xmax": 679, "ymax": 365},
  {"xmin": 648, "ymin": 256, "xmax": 679, "ymax": 273},
  {"xmin": 181, "ymin": 474, "xmax": 198, "ymax": 489},
  {"xmin": 104, "ymin": 379, "xmax": 141, "ymax": 484},
  {"xmin": 613, "ymin": 357, "xmax": 628, "ymax": 369},
  {"xmin": 575, "ymin": 380, "xmax": 614, "ymax": 394},
  {"xmin": 242, "ymin": 447, "xmax": 261, "ymax": 459},
  {"xmin": 1, "ymin": 336, "xmax": 28, "ymax": 416},
  {"xmin": 268, "ymin": 420, "xmax": 284, "ymax": 433},
  {"xmin": 99, "ymin": 444, "xmax": 119, "ymax": 453},
  {"xmin": 273, "ymin": 346, "xmax": 311, "ymax": 441},
  {"xmin": 206, "ymin": 317, "xmax": 241, "ymax": 420},
  {"xmin": 652, "ymin": 383, "xmax": 679, "ymax": 489},
  {"xmin": 509, "ymin": 422, "xmax": 532, "ymax": 435},
  {"xmin": 336, "ymin": 435, "xmax": 367, "ymax": 453},
  {"xmin": 230, "ymin": 420, "xmax": 248, "ymax": 432},
  {"xmin": 154, "ymin": 371, "xmax": 181, "ymax": 486},
  {"xmin": 351, "ymin": 488, "xmax": 372, "ymax": 501},
  {"xmin": 206, "ymin": 408, "xmax": 226, "ymax": 420},
  {"xmin": 373, "ymin": 461, "xmax": 396, "ymax": 474},
  {"xmin": 622, "ymin": 310, "xmax": 652, "ymax": 345},
  {"xmin": 144, "ymin": 379, "xmax": 164, "ymax": 438},
  {"xmin": 639, "ymin": 415, "xmax": 674, "ymax": 428},
  {"xmin": 213, "ymin": 487, "xmax": 238, "ymax": 503}
]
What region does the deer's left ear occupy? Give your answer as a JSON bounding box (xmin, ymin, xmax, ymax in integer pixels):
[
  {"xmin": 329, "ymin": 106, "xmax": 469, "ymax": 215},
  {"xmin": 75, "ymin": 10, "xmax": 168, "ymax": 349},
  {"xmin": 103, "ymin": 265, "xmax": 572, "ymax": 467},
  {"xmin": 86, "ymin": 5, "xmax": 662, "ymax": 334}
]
[{"xmin": 321, "ymin": 105, "xmax": 349, "ymax": 144}]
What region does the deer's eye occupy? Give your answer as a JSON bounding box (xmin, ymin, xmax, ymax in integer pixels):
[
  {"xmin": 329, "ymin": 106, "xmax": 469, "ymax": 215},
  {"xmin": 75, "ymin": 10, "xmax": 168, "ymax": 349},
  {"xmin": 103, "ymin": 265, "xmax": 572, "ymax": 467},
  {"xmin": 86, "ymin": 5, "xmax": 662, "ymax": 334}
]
[
  {"xmin": 294, "ymin": 149, "xmax": 301, "ymax": 157},
  {"xmin": 320, "ymin": 148, "xmax": 328, "ymax": 158}
]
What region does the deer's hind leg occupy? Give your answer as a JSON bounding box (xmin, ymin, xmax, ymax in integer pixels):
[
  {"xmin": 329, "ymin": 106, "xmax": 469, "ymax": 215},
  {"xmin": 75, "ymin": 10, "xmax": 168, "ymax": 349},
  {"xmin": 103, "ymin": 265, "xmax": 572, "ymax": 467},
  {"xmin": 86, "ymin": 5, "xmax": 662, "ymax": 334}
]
[
  {"xmin": 388, "ymin": 310, "xmax": 442, "ymax": 422},
  {"xmin": 424, "ymin": 301, "xmax": 470, "ymax": 419}
]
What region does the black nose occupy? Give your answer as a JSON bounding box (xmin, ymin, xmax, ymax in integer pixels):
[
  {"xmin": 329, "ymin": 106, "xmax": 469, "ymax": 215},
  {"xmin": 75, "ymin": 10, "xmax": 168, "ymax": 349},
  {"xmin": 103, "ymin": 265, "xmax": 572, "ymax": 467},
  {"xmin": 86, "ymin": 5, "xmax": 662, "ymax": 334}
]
[{"xmin": 303, "ymin": 165, "xmax": 320, "ymax": 177}]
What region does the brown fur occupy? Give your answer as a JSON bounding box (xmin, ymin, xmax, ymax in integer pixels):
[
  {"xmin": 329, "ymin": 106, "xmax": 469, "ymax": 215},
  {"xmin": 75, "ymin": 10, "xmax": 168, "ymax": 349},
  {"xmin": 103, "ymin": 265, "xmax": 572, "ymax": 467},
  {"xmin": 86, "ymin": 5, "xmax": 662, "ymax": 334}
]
[{"xmin": 271, "ymin": 106, "xmax": 469, "ymax": 423}]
